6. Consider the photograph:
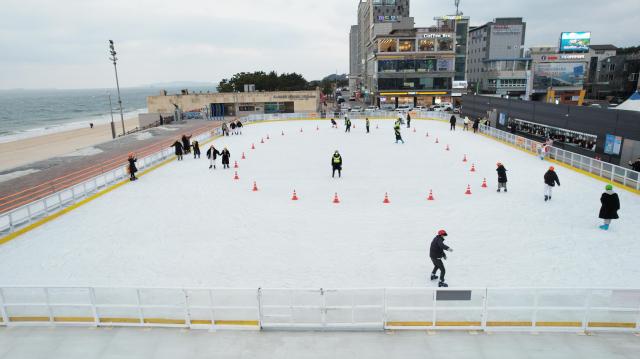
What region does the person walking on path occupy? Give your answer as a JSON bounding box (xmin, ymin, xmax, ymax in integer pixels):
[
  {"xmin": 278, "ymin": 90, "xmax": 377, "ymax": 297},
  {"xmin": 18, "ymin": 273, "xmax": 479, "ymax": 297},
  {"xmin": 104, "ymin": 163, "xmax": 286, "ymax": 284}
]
[
  {"xmin": 472, "ymin": 118, "xmax": 480, "ymax": 133},
  {"xmin": 543, "ymin": 166, "xmax": 560, "ymax": 201},
  {"xmin": 206, "ymin": 145, "xmax": 221, "ymax": 169},
  {"xmin": 366, "ymin": 118, "xmax": 370, "ymax": 133},
  {"xmin": 599, "ymin": 184, "xmax": 620, "ymax": 230},
  {"xmin": 345, "ymin": 117, "xmax": 352, "ymax": 133},
  {"xmin": 394, "ymin": 119, "xmax": 405, "ymax": 144},
  {"xmin": 430, "ymin": 230, "xmax": 453, "ymax": 288},
  {"xmin": 192, "ymin": 140, "xmax": 201, "ymax": 159},
  {"xmin": 496, "ymin": 162, "xmax": 508, "ymax": 192},
  {"xmin": 450, "ymin": 115, "xmax": 457, "ymax": 131},
  {"xmin": 221, "ymin": 147, "xmax": 231, "ymax": 169},
  {"xmin": 331, "ymin": 150, "xmax": 343, "ymax": 178},
  {"xmin": 127, "ymin": 153, "xmax": 138, "ymax": 181},
  {"xmin": 171, "ymin": 140, "xmax": 184, "ymax": 161},
  {"xmin": 406, "ymin": 113, "xmax": 411, "ymax": 128},
  {"xmin": 463, "ymin": 116, "xmax": 470, "ymax": 131}
]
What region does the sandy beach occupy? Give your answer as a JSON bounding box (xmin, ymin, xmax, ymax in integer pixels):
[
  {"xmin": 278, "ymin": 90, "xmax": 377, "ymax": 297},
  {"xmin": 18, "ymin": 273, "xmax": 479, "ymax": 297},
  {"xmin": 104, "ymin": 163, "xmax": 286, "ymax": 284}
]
[{"xmin": 0, "ymin": 117, "xmax": 140, "ymax": 172}]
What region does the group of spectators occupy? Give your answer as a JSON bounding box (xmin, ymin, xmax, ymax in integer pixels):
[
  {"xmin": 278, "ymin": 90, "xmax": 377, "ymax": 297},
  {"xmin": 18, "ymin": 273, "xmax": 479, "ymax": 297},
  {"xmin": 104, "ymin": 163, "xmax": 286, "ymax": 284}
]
[{"xmin": 508, "ymin": 121, "xmax": 597, "ymax": 151}]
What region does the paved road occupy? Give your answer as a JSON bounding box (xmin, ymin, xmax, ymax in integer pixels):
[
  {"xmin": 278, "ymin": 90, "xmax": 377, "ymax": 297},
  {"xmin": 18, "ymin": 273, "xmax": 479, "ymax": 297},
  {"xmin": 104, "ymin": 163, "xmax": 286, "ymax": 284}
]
[
  {"xmin": 0, "ymin": 120, "xmax": 220, "ymax": 208},
  {"xmin": 0, "ymin": 327, "xmax": 638, "ymax": 359}
]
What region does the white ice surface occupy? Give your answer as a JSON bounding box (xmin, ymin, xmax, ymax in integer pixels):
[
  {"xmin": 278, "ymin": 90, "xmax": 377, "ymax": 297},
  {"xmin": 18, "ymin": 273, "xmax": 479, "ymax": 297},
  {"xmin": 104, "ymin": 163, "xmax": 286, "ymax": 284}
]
[{"xmin": 0, "ymin": 119, "xmax": 638, "ymax": 288}]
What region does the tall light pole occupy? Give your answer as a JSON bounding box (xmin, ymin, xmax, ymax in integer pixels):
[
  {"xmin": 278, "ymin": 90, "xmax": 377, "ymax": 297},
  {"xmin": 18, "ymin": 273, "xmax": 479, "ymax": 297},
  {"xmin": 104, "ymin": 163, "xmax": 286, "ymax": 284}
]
[
  {"xmin": 108, "ymin": 40, "xmax": 125, "ymax": 136},
  {"xmin": 107, "ymin": 92, "xmax": 116, "ymax": 139}
]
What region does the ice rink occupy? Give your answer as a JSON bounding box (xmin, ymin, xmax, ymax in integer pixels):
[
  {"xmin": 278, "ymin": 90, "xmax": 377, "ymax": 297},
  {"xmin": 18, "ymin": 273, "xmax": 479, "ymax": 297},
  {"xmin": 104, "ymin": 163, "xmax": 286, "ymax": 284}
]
[{"xmin": 0, "ymin": 118, "xmax": 638, "ymax": 288}]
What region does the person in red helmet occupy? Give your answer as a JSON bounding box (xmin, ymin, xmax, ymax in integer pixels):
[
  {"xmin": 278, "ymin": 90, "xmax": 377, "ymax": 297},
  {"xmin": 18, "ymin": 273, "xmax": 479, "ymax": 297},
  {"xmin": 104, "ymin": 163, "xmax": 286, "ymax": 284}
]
[
  {"xmin": 543, "ymin": 166, "xmax": 560, "ymax": 202},
  {"xmin": 429, "ymin": 230, "xmax": 454, "ymax": 287}
]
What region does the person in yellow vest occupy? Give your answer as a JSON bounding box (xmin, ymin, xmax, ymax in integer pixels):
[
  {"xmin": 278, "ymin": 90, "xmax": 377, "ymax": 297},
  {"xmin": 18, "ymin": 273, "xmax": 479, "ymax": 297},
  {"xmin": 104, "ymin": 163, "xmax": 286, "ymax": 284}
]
[
  {"xmin": 331, "ymin": 150, "xmax": 343, "ymax": 178},
  {"xmin": 394, "ymin": 119, "xmax": 404, "ymax": 144}
]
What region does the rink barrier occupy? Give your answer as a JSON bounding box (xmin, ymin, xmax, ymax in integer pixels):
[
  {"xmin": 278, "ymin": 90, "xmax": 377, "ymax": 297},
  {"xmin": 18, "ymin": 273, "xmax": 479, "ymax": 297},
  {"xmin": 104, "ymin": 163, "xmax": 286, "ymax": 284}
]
[
  {"xmin": 0, "ymin": 127, "xmax": 224, "ymax": 242},
  {"xmin": 0, "ymin": 287, "xmax": 638, "ymax": 333}
]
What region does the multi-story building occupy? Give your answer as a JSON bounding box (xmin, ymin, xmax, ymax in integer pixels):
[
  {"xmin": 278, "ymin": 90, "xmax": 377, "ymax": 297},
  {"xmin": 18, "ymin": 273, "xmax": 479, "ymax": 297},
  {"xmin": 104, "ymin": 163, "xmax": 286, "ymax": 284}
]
[
  {"xmin": 349, "ymin": 25, "xmax": 360, "ymax": 91},
  {"xmin": 435, "ymin": 15, "xmax": 470, "ymax": 81},
  {"xmin": 589, "ymin": 50, "xmax": 640, "ymax": 100},
  {"xmin": 466, "ymin": 18, "xmax": 530, "ymax": 97},
  {"xmin": 529, "ymin": 46, "xmax": 589, "ymax": 104},
  {"xmin": 371, "ymin": 26, "xmax": 457, "ymax": 107}
]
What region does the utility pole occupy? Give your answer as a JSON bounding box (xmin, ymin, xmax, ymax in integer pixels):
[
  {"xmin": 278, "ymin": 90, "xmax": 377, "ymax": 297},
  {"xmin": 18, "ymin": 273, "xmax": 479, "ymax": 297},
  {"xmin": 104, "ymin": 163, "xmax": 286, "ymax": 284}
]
[
  {"xmin": 455, "ymin": 0, "xmax": 461, "ymax": 16},
  {"xmin": 108, "ymin": 40, "xmax": 126, "ymax": 136},
  {"xmin": 107, "ymin": 92, "xmax": 116, "ymax": 139}
]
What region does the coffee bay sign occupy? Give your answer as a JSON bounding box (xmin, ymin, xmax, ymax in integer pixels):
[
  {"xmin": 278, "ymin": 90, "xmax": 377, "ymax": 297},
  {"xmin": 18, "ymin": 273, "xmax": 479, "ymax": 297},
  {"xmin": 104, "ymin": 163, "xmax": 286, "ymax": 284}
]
[{"xmin": 272, "ymin": 94, "xmax": 317, "ymax": 100}]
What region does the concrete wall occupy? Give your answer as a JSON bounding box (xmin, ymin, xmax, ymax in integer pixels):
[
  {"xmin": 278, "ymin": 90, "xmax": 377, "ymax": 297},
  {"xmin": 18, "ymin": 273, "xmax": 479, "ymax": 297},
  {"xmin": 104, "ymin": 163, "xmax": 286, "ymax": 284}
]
[{"xmin": 147, "ymin": 90, "xmax": 320, "ymax": 114}]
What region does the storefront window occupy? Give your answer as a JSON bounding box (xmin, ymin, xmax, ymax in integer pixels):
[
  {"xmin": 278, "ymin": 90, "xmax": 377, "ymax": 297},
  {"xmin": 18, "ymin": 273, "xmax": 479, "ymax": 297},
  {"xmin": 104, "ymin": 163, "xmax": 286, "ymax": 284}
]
[
  {"xmin": 415, "ymin": 59, "xmax": 437, "ymax": 72},
  {"xmin": 399, "ymin": 40, "xmax": 415, "ymax": 52},
  {"xmin": 437, "ymin": 37, "xmax": 453, "ymax": 51},
  {"xmin": 418, "ymin": 39, "xmax": 435, "ymax": 52},
  {"xmin": 398, "ymin": 60, "xmax": 416, "ymax": 72},
  {"xmin": 436, "ymin": 58, "xmax": 454, "ymax": 72},
  {"xmin": 378, "ymin": 60, "xmax": 398, "ymax": 72},
  {"xmin": 379, "ymin": 39, "xmax": 397, "ymax": 52}
]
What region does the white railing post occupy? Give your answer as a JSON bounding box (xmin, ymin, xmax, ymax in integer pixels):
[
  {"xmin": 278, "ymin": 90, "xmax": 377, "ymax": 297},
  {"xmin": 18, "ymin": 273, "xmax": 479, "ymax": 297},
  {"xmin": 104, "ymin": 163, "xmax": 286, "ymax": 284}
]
[
  {"xmin": 382, "ymin": 288, "xmax": 388, "ymax": 330},
  {"xmin": 183, "ymin": 289, "xmax": 191, "ymax": 328},
  {"xmin": 135, "ymin": 289, "xmax": 144, "ymax": 325},
  {"xmin": 532, "ymin": 289, "xmax": 539, "ymax": 329},
  {"xmin": 89, "ymin": 287, "xmax": 99, "ymax": 326},
  {"xmin": 0, "ymin": 288, "xmax": 8, "ymax": 325},
  {"xmin": 208, "ymin": 289, "xmax": 216, "ymax": 330},
  {"xmin": 432, "ymin": 289, "xmax": 437, "ymax": 327},
  {"xmin": 44, "ymin": 287, "xmax": 54, "ymax": 324},
  {"xmin": 351, "ymin": 290, "xmax": 355, "ymax": 326},
  {"xmin": 26, "ymin": 205, "xmax": 33, "ymax": 224},
  {"xmin": 582, "ymin": 289, "xmax": 592, "ymax": 332},
  {"xmin": 321, "ymin": 288, "xmax": 327, "ymax": 329},
  {"xmin": 257, "ymin": 287, "xmax": 263, "ymax": 329},
  {"xmin": 481, "ymin": 288, "xmax": 488, "ymax": 330},
  {"xmin": 8, "ymin": 212, "xmax": 14, "ymax": 232}
]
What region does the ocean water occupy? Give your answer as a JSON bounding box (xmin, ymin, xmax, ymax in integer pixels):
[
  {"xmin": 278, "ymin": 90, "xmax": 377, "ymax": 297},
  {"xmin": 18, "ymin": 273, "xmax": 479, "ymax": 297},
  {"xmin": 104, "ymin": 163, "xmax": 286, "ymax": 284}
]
[{"xmin": 0, "ymin": 87, "xmax": 216, "ymax": 143}]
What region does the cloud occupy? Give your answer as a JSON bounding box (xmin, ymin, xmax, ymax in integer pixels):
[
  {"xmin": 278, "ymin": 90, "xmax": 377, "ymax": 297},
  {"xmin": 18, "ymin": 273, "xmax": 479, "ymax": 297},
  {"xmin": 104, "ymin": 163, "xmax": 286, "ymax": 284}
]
[{"xmin": 0, "ymin": 0, "xmax": 637, "ymax": 89}]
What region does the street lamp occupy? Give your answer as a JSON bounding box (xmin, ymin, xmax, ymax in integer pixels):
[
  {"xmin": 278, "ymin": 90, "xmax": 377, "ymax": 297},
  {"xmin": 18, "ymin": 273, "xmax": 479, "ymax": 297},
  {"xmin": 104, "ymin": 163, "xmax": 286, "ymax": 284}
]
[
  {"xmin": 108, "ymin": 40, "xmax": 125, "ymax": 136},
  {"xmin": 107, "ymin": 92, "xmax": 116, "ymax": 139}
]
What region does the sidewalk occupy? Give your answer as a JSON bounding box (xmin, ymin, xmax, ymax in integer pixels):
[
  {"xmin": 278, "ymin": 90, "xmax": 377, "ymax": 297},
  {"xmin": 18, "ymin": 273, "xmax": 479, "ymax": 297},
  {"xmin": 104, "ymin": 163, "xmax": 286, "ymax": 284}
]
[{"xmin": 0, "ymin": 327, "xmax": 638, "ymax": 359}]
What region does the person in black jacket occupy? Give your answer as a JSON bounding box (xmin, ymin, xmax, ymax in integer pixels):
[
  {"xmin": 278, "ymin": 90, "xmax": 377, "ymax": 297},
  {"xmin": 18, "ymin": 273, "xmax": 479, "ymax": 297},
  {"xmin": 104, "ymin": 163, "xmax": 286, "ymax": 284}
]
[
  {"xmin": 450, "ymin": 115, "xmax": 457, "ymax": 131},
  {"xmin": 366, "ymin": 118, "xmax": 370, "ymax": 133},
  {"xmin": 406, "ymin": 113, "xmax": 411, "ymax": 128},
  {"xmin": 235, "ymin": 120, "xmax": 243, "ymax": 135},
  {"xmin": 430, "ymin": 230, "xmax": 453, "ymax": 287},
  {"xmin": 192, "ymin": 141, "xmax": 201, "ymax": 159},
  {"xmin": 345, "ymin": 117, "xmax": 351, "ymax": 133},
  {"xmin": 220, "ymin": 147, "xmax": 231, "ymax": 169},
  {"xmin": 629, "ymin": 157, "xmax": 640, "ymax": 172},
  {"xmin": 472, "ymin": 118, "xmax": 480, "ymax": 133},
  {"xmin": 171, "ymin": 140, "xmax": 184, "ymax": 161},
  {"xmin": 496, "ymin": 163, "xmax": 508, "ymax": 192},
  {"xmin": 332, "ymin": 151, "xmax": 343, "ymax": 178},
  {"xmin": 127, "ymin": 153, "xmax": 138, "ymax": 181},
  {"xmin": 599, "ymin": 184, "xmax": 620, "ymax": 230},
  {"xmin": 544, "ymin": 166, "xmax": 560, "ymax": 201},
  {"xmin": 331, "ymin": 118, "xmax": 338, "ymax": 128},
  {"xmin": 206, "ymin": 145, "xmax": 221, "ymax": 169},
  {"xmin": 181, "ymin": 134, "xmax": 192, "ymax": 154}
]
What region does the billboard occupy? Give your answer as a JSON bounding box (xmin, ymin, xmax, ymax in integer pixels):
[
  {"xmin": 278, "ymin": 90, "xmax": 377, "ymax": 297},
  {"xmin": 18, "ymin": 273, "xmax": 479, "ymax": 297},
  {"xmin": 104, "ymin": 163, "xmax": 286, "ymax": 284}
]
[
  {"xmin": 533, "ymin": 62, "xmax": 585, "ymax": 90},
  {"xmin": 560, "ymin": 32, "xmax": 591, "ymax": 52}
]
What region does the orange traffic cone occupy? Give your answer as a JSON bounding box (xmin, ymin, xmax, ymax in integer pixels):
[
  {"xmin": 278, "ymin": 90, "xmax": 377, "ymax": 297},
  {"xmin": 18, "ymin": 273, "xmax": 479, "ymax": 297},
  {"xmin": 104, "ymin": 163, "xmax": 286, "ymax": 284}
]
[
  {"xmin": 383, "ymin": 193, "xmax": 390, "ymax": 204},
  {"xmin": 445, "ymin": 144, "xmax": 450, "ymax": 151},
  {"xmin": 242, "ymin": 152, "xmax": 246, "ymax": 160},
  {"xmin": 233, "ymin": 171, "xmax": 239, "ymax": 180},
  {"xmin": 291, "ymin": 190, "xmax": 299, "ymax": 201},
  {"xmin": 353, "ymin": 124, "xmax": 356, "ymax": 129},
  {"xmin": 470, "ymin": 164, "xmax": 476, "ymax": 172},
  {"xmin": 463, "ymin": 154, "xmax": 468, "ymax": 162},
  {"xmin": 481, "ymin": 178, "xmax": 488, "ymax": 188},
  {"xmin": 260, "ymin": 138, "xmax": 264, "ymax": 144},
  {"xmin": 427, "ymin": 190, "xmax": 435, "ymax": 201},
  {"xmin": 332, "ymin": 193, "xmax": 340, "ymax": 204},
  {"xmin": 252, "ymin": 181, "xmax": 259, "ymax": 192},
  {"xmin": 251, "ymin": 143, "xmax": 255, "ymax": 150},
  {"xmin": 234, "ymin": 161, "xmax": 238, "ymax": 169},
  {"xmin": 465, "ymin": 185, "xmax": 472, "ymax": 195},
  {"xmin": 435, "ymin": 138, "xmax": 439, "ymax": 144}
]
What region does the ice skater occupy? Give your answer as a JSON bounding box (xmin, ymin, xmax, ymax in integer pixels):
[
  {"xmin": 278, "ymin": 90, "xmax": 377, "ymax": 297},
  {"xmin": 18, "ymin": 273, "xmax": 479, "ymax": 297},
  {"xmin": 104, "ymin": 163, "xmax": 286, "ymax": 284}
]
[
  {"xmin": 394, "ymin": 119, "xmax": 404, "ymax": 144},
  {"xmin": 463, "ymin": 116, "xmax": 470, "ymax": 131},
  {"xmin": 331, "ymin": 150, "xmax": 343, "ymax": 178},
  {"xmin": 181, "ymin": 134, "xmax": 192, "ymax": 154},
  {"xmin": 171, "ymin": 140, "xmax": 184, "ymax": 161},
  {"xmin": 230, "ymin": 122, "xmax": 237, "ymax": 135},
  {"xmin": 450, "ymin": 115, "xmax": 457, "ymax": 131},
  {"xmin": 472, "ymin": 118, "xmax": 480, "ymax": 133},
  {"xmin": 127, "ymin": 153, "xmax": 138, "ymax": 181},
  {"xmin": 496, "ymin": 162, "xmax": 508, "ymax": 192},
  {"xmin": 235, "ymin": 120, "xmax": 243, "ymax": 135},
  {"xmin": 192, "ymin": 140, "xmax": 201, "ymax": 159},
  {"xmin": 331, "ymin": 118, "xmax": 338, "ymax": 128},
  {"xmin": 221, "ymin": 122, "xmax": 229, "ymax": 136},
  {"xmin": 539, "ymin": 138, "xmax": 553, "ymax": 160},
  {"xmin": 206, "ymin": 145, "xmax": 221, "ymax": 169},
  {"xmin": 345, "ymin": 117, "xmax": 352, "ymax": 132},
  {"xmin": 406, "ymin": 113, "xmax": 411, "ymax": 128},
  {"xmin": 430, "ymin": 230, "xmax": 453, "ymax": 288},
  {"xmin": 543, "ymin": 166, "xmax": 560, "ymax": 201},
  {"xmin": 366, "ymin": 118, "xmax": 370, "ymax": 133},
  {"xmin": 598, "ymin": 184, "xmax": 620, "ymax": 230},
  {"xmin": 221, "ymin": 147, "xmax": 231, "ymax": 169}
]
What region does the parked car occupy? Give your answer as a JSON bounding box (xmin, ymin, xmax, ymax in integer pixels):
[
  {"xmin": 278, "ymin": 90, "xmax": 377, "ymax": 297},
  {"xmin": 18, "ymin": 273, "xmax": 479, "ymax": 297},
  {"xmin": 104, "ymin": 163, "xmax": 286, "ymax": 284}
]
[
  {"xmin": 349, "ymin": 96, "xmax": 356, "ymax": 101},
  {"xmin": 364, "ymin": 106, "xmax": 378, "ymax": 112},
  {"xmin": 350, "ymin": 106, "xmax": 363, "ymax": 113},
  {"xmin": 395, "ymin": 105, "xmax": 412, "ymax": 113}
]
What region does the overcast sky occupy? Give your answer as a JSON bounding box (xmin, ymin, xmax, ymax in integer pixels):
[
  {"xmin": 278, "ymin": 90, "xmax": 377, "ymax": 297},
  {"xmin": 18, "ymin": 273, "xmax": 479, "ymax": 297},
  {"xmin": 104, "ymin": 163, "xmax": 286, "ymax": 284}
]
[{"xmin": 1, "ymin": 0, "xmax": 638, "ymax": 90}]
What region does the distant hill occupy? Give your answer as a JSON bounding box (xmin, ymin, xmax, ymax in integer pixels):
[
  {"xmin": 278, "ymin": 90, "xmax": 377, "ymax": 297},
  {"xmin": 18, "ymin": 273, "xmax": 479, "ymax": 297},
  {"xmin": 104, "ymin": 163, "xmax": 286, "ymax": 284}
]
[{"xmin": 147, "ymin": 81, "xmax": 218, "ymax": 88}]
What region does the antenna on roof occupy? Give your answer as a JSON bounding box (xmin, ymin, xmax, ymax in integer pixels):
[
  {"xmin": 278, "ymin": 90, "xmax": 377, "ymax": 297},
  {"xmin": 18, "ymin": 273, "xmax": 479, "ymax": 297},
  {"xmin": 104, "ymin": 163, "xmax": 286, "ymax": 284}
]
[{"xmin": 455, "ymin": 0, "xmax": 461, "ymax": 15}]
